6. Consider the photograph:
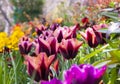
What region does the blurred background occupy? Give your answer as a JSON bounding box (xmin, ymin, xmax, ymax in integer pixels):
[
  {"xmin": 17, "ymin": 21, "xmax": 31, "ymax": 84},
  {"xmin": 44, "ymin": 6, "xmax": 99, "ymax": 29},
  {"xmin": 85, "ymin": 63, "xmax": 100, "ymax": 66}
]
[{"xmin": 0, "ymin": 0, "xmax": 120, "ymax": 33}]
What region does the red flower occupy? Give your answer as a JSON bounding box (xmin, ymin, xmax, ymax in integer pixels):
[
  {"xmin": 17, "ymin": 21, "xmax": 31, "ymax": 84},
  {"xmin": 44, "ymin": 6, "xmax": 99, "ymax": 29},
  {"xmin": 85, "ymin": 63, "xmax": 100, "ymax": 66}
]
[
  {"xmin": 24, "ymin": 53, "xmax": 55, "ymax": 82},
  {"xmin": 18, "ymin": 37, "xmax": 32, "ymax": 55},
  {"xmin": 53, "ymin": 24, "xmax": 79, "ymax": 43},
  {"xmin": 59, "ymin": 38, "xmax": 82, "ymax": 59},
  {"xmin": 35, "ymin": 25, "xmax": 46, "ymax": 36},
  {"xmin": 80, "ymin": 26, "xmax": 107, "ymax": 48},
  {"xmin": 34, "ymin": 37, "xmax": 59, "ymax": 57}
]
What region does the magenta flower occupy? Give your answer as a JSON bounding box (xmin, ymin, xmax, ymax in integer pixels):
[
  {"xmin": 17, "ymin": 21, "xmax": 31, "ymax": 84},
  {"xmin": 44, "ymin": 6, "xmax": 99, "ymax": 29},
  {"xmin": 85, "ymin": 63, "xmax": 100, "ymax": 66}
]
[
  {"xmin": 18, "ymin": 37, "xmax": 32, "ymax": 55},
  {"xmin": 64, "ymin": 64, "xmax": 107, "ymax": 84},
  {"xmin": 59, "ymin": 38, "xmax": 82, "ymax": 59},
  {"xmin": 24, "ymin": 53, "xmax": 55, "ymax": 82},
  {"xmin": 41, "ymin": 78, "xmax": 62, "ymax": 84},
  {"xmin": 34, "ymin": 37, "xmax": 59, "ymax": 56}
]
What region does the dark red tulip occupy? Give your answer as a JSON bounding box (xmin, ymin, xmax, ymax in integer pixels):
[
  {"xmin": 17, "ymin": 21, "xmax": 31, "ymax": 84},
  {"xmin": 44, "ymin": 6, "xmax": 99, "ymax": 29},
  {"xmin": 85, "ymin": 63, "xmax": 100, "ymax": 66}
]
[
  {"xmin": 50, "ymin": 23, "xmax": 59, "ymax": 31},
  {"xmin": 81, "ymin": 17, "xmax": 89, "ymax": 25},
  {"xmin": 24, "ymin": 53, "xmax": 55, "ymax": 82},
  {"xmin": 80, "ymin": 25, "xmax": 107, "ymax": 48},
  {"xmin": 59, "ymin": 38, "xmax": 82, "ymax": 59},
  {"xmin": 18, "ymin": 37, "xmax": 32, "ymax": 55},
  {"xmin": 35, "ymin": 25, "xmax": 46, "ymax": 36},
  {"xmin": 80, "ymin": 27, "xmax": 99, "ymax": 48},
  {"xmin": 39, "ymin": 30, "xmax": 53, "ymax": 40},
  {"xmin": 34, "ymin": 37, "xmax": 59, "ymax": 56},
  {"xmin": 53, "ymin": 24, "xmax": 79, "ymax": 43}
]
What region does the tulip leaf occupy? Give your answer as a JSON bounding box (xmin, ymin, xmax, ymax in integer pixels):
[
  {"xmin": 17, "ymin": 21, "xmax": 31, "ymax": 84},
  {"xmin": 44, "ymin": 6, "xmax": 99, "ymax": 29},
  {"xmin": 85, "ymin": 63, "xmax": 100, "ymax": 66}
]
[
  {"xmin": 79, "ymin": 44, "xmax": 109, "ymax": 63},
  {"xmin": 108, "ymin": 68, "xmax": 117, "ymax": 84},
  {"xmin": 109, "ymin": 50, "xmax": 120, "ymax": 62},
  {"xmin": 93, "ymin": 59, "xmax": 111, "ymax": 68},
  {"xmin": 108, "ymin": 40, "xmax": 120, "ymax": 48},
  {"xmin": 100, "ymin": 12, "xmax": 119, "ymax": 21}
]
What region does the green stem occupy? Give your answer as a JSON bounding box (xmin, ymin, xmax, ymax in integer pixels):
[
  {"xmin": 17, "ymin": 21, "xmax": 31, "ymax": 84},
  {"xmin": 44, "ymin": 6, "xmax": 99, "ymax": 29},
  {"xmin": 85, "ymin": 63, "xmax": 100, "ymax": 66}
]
[
  {"xmin": 3, "ymin": 60, "xmax": 6, "ymax": 84},
  {"xmin": 10, "ymin": 52, "xmax": 17, "ymax": 84}
]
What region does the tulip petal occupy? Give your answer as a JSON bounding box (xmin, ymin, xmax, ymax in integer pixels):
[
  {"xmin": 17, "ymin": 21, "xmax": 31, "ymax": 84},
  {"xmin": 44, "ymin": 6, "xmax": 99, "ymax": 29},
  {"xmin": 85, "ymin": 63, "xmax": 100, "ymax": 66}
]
[
  {"xmin": 38, "ymin": 38, "xmax": 51, "ymax": 56},
  {"xmin": 67, "ymin": 40, "xmax": 74, "ymax": 59}
]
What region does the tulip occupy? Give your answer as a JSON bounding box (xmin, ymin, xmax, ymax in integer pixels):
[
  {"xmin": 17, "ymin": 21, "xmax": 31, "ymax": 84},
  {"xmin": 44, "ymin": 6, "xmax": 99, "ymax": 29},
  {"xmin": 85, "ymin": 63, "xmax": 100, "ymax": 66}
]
[
  {"xmin": 63, "ymin": 64, "xmax": 107, "ymax": 84},
  {"xmin": 53, "ymin": 24, "xmax": 79, "ymax": 43},
  {"xmin": 39, "ymin": 30, "xmax": 54, "ymax": 40},
  {"xmin": 49, "ymin": 59, "xmax": 59, "ymax": 78},
  {"xmin": 35, "ymin": 25, "xmax": 46, "ymax": 36},
  {"xmin": 92, "ymin": 24, "xmax": 108, "ymax": 30},
  {"xmin": 50, "ymin": 23, "xmax": 59, "ymax": 31},
  {"xmin": 18, "ymin": 37, "xmax": 32, "ymax": 55},
  {"xmin": 34, "ymin": 37, "xmax": 59, "ymax": 56},
  {"xmin": 41, "ymin": 78, "xmax": 62, "ymax": 84},
  {"xmin": 59, "ymin": 38, "xmax": 82, "ymax": 59},
  {"xmin": 93, "ymin": 24, "xmax": 108, "ymax": 44},
  {"xmin": 24, "ymin": 53, "xmax": 55, "ymax": 82},
  {"xmin": 80, "ymin": 27, "xmax": 102, "ymax": 48},
  {"xmin": 81, "ymin": 17, "xmax": 96, "ymax": 29}
]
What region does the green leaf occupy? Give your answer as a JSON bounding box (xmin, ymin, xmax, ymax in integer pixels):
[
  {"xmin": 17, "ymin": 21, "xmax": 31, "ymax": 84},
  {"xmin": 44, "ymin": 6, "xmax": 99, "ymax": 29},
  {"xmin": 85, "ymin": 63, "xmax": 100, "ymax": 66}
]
[
  {"xmin": 108, "ymin": 68, "xmax": 117, "ymax": 84},
  {"xmin": 79, "ymin": 44, "xmax": 109, "ymax": 63},
  {"xmin": 109, "ymin": 2, "xmax": 115, "ymax": 8},
  {"xmin": 109, "ymin": 50, "xmax": 120, "ymax": 62},
  {"xmin": 100, "ymin": 12, "xmax": 119, "ymax": 21}
]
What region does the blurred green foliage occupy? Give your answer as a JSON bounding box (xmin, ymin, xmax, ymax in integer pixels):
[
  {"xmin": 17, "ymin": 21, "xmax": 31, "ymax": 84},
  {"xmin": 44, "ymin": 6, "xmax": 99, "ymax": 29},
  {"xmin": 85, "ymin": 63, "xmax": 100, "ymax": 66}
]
[{"xmin": 10, "ymin": 0, "xmax": 44, "ymax": 23}]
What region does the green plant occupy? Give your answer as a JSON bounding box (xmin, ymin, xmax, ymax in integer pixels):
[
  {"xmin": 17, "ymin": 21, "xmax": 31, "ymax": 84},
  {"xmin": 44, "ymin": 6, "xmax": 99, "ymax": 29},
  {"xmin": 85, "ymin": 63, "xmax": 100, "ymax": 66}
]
[{"xmin": 11, "ymin": 0, "xmax": 44, "ymax": 23}]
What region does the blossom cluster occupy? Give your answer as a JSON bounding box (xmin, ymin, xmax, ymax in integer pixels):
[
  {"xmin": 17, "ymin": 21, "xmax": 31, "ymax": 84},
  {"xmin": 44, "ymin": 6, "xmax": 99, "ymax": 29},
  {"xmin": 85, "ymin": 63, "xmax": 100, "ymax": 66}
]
[
  {"xmin": 0, "ymin": 25, "xmax": 24, "ymax": 52},
  {"xmin": 18, "ymin": 22, "xmax": 107, "ymax": 84}
]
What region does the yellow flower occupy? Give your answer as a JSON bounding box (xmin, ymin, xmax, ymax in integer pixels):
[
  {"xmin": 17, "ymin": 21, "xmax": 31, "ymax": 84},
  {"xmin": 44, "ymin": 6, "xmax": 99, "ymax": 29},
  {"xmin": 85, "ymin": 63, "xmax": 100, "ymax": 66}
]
[
  {"xmin": 7, "ymin": 27, "xmax": 25, "ymax": 50},
  {"xmin": 54, "ymin": 17, "xmax": 63, "ymax": 24},
  {"xmin": 0, "ymin": 25, "xmax": 25, "ymax": 52},
  {"xmin": 0, "ymin": 32, "xmax": 8, "ymax": 52},
  {"xmin": 32, "ymin": 32, "xmax": 37, "ymax": 37}
]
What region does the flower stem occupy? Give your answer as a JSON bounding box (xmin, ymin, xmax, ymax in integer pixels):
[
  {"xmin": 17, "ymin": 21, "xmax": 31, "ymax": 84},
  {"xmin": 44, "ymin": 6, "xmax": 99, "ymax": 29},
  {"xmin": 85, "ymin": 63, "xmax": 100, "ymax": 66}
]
[{"xmin": 10, "ymin": 52, "xmax": 17, "ymax": 84}]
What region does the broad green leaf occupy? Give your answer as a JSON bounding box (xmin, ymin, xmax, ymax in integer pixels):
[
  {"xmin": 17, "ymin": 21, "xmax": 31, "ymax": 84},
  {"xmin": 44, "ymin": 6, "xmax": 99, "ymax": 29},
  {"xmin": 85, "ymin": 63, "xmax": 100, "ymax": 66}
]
[{"xmin": 100, "ymin": 12, "xmax": 119, "ymax": 21}]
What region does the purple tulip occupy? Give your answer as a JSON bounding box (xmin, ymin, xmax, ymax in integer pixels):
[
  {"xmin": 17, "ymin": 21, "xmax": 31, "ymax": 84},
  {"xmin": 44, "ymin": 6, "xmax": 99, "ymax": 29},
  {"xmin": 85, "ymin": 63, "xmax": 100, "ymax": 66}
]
[
  {"xmin": 59, "ymin": 38, "xmax": 82, "ymax": 59},
  {"xmin": 63, "ymin": 64, "xmax": 107, "ymax": 84},
  {"xmin": 18, "ymin": 37, "xmax": 32, "ymax": 55},
  {"xmin": 41, "ymin": 78, "xmax": 62, "ymax": 84},
  {"xmin": 24, "ymin": 53, "xmax": 55, "ymax": 82}
]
